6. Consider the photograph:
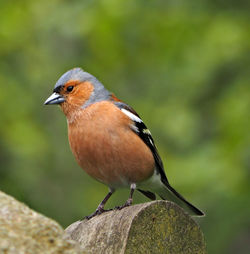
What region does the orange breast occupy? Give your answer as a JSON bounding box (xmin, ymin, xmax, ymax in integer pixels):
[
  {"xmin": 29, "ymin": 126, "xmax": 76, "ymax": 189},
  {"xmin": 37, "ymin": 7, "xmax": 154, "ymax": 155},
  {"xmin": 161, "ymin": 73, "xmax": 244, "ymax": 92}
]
[{"xmin": 67, "ymin": 101, "xmax": 155, "ymax": 188}]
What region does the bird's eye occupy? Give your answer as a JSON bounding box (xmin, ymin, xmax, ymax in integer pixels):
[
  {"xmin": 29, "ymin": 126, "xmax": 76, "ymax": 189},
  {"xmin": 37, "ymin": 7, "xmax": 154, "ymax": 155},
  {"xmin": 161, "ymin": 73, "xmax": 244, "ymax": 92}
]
[{"xmin": 66, "ymin": 86, "xmax": 74, "ymax": 92}]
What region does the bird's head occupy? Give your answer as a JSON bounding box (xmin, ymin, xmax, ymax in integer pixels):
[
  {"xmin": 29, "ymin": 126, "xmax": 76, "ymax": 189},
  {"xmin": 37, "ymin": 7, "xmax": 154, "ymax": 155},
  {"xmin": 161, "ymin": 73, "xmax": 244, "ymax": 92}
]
[{"xmin": 44, "ymin": 68, "xmax": 110, "ymax": 116}]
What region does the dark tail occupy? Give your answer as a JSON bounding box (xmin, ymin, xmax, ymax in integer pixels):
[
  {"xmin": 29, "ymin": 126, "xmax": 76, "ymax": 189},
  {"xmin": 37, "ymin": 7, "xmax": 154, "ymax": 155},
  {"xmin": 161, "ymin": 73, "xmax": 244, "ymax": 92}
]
[{"xmin": 158, "ymin": 181, "xmax": 205, "ymax": 216}]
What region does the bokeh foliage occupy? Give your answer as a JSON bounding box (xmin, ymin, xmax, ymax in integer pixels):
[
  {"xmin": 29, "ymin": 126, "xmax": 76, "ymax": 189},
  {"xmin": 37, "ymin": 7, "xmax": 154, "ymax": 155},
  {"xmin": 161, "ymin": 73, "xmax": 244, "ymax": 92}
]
[{"xmin": 0, "ymin": 0, "xmax": 250, "ymax": 253}]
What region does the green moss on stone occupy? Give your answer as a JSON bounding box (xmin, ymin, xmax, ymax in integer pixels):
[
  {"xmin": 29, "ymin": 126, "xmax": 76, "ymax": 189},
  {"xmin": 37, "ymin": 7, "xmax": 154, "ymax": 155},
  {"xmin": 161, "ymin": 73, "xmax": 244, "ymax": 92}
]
[{"xmin": 125, "ymin": 201, "xmax": 206, "ymax": 254}]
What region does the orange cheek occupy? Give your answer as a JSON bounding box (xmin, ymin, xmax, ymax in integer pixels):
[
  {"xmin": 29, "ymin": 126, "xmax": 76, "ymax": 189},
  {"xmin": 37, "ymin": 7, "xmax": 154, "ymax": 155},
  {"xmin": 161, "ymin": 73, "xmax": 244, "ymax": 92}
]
[
  {"xmin": 60, "ymin": 81, "xmax": 94, "ymax": 116},
  {"xmin": 69, "ymin": 81, "xmax": 94, "ymax": 106}
]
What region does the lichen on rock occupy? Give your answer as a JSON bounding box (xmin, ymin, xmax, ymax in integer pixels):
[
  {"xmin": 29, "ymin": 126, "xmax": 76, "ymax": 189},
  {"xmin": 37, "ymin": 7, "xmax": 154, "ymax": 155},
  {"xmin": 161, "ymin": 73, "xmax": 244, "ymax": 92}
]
[{"xmin": 65, "ymin": 201, "xmax": 206, "ymax": 254}]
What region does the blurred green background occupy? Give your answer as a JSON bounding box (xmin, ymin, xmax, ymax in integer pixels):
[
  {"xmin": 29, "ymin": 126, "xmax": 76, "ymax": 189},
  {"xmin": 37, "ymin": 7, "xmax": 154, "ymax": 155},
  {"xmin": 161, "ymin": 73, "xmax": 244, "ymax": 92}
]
[{"xmin": 0, "ymin": 0, "xmax": 250, "ymax": 253}]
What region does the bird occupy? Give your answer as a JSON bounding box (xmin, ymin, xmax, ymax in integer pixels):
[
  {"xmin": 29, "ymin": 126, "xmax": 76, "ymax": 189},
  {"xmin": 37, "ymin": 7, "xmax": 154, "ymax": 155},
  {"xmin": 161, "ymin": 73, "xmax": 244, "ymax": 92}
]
[{"xmin": 44, "ymin": 67, "xmax": 204, "ymax": 219}]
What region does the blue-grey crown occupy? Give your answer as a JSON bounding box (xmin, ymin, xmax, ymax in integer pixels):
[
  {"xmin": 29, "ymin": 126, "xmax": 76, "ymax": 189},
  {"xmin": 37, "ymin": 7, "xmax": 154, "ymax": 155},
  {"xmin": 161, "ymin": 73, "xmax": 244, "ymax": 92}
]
[{"xmin": 54, "ymin": 68, "xmax": 111, "ymax": 108}]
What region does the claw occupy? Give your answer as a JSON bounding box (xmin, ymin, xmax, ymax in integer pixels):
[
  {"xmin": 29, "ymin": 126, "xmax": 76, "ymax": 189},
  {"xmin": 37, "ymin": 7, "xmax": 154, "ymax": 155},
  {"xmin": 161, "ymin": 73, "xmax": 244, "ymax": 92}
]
[
  {"xmin": 83, "ymin": 190, "xmax": 114, "ymax": 220},
  {"xmin": 115, "ymin": 198, "xmax": 133, "ymax": 210},
  {"xmin": 84, "ymin": 207, "xmax": 113, "ymax": 220}
]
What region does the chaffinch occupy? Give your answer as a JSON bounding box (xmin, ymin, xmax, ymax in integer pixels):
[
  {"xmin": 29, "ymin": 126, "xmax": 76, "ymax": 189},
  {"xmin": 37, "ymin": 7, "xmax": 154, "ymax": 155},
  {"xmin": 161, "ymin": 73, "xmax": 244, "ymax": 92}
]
[{"xmin": 44, "ymin": 68, "xmax": 204, "ymax": 219}]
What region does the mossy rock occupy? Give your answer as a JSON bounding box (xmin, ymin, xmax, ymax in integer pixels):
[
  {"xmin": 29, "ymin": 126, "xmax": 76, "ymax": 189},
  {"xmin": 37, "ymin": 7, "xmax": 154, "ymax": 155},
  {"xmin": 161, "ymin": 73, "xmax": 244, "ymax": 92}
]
[{"xmin": 65, "ymin": 201, "xmax": 206, "ymax": 254}]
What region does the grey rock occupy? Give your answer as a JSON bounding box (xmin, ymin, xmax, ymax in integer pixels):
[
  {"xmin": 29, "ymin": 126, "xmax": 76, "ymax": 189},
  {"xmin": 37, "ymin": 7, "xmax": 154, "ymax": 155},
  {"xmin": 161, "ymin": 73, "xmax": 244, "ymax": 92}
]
[
  {"xmin": 0, "ymin": 191, "xmax": 84, "ymax": 254},
  {"xmin": 65, "ymin": 201, "xmax": 206, "ymax": 254}
]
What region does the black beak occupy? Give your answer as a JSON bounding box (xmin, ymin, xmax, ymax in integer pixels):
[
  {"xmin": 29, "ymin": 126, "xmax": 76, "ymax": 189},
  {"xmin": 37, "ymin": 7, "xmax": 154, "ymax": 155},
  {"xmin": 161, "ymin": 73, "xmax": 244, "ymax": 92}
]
[{"xmin": 44, "ymin": 92, "xmax": 65, "ymax": 105}]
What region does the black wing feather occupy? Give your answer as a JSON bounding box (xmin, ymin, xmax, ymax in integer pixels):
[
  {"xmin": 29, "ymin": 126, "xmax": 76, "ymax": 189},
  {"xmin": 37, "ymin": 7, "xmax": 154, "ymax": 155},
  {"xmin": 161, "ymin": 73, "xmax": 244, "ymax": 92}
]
[
  {"xmin": 114, "ymin": 102, "xmax": 169, "ymax": 184},
  {"xmin": 138, "ymin": 189, "xmax": 156, "ymax": 200}
]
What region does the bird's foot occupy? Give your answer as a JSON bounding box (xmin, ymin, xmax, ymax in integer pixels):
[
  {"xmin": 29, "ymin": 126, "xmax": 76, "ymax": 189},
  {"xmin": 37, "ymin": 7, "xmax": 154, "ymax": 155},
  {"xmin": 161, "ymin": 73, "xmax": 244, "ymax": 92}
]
[
  {"xmin": 115, "ymin": 198, "xmax": 133, "ymax": 210},
  {"xmin": 84, "ymin": 207, "xmax": 112, "ymax": 220}
]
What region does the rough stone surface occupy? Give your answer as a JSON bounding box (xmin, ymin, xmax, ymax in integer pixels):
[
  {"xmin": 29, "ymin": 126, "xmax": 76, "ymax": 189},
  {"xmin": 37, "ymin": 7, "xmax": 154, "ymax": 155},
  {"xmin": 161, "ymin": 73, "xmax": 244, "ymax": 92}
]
[
  {"xmin": 65, "ymin": 201, "xmax": 206, "ymax": 254},
  {"xmin": 0, "ymin": 191, "xmax": 84, "ymax": 254}
]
